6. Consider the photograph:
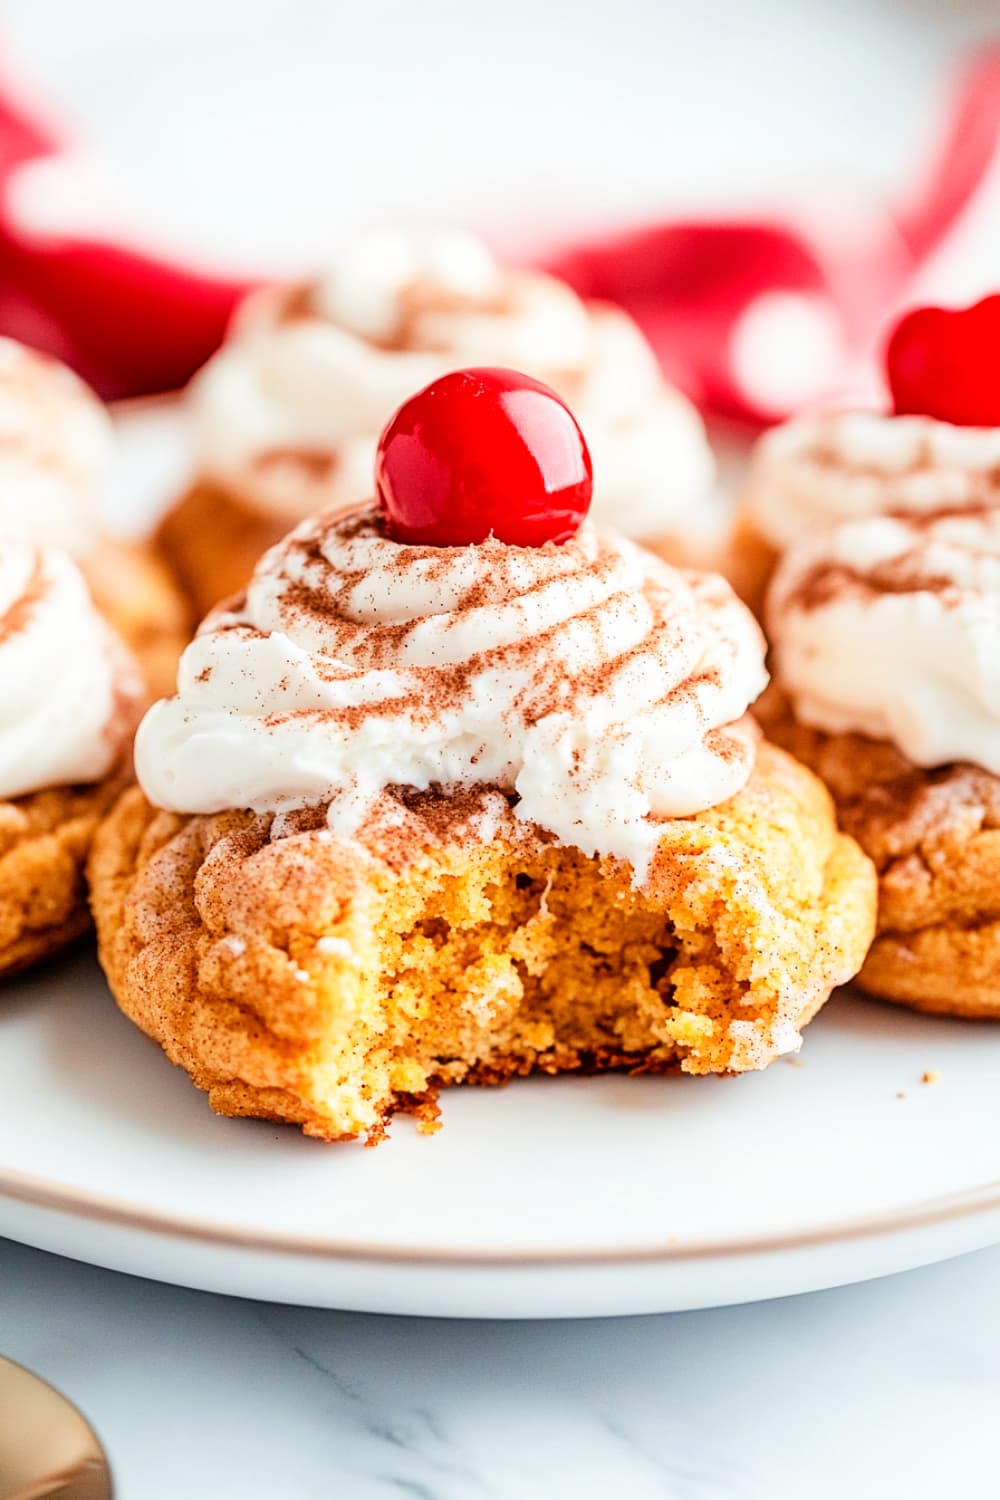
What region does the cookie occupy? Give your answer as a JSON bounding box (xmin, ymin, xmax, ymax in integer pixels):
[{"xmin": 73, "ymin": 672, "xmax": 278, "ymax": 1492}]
[
  {"xmin": 84, "ymin": 538, "xmax": 191, "ymax": 700},
  {"xmin": 90, "ymin": 741, "xmax": 875, "ymax": 1141},
  {"xmin": 0, "ymin": 775, "xmax": 129, "ymax": 977},
  {"xmin": 762, "ymin": 699, "xmax": 1000, "ymax": 1018}
]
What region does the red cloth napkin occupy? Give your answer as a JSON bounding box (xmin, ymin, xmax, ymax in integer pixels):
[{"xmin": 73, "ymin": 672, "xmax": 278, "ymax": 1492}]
[
  {"xmin": 0, "ymin": 48, "xmax": 997, "ymax": 418},
  {"xmin": 546, "ymin": 47, "xmax": 1000, "ymax": 426},
  {"xmin": 0, "ymin": 82, "xmax": 251, "ymax": 399}
]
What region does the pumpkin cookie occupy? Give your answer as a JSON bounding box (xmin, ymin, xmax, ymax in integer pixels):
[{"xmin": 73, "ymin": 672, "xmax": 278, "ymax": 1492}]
[
  {"xmin": 91, "ymin": 743, "xmax": 874, "ymax": 1142},
  {"xmin": 93, "ymin": 367, "xmax": 874, "ymax": 1139},
  {"xmin": 0, "ymin": 544, "xmax": 141, "ymax": 977},
  {"xmin": 156, "ymin": 228, "xmax": 717, "ymax": 616},
  {"xmin": 766, "ymin": 505, "xmax": 1000, "ymax": 1017}
]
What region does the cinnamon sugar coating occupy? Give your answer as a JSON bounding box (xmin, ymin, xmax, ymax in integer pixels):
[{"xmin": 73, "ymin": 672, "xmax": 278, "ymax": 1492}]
[
  {"xmin": 0, "ymin": 768, "xmax": 131, "ymax": 978},
  {"xmin": 88, "ymin": 741, "xmax": 875, "ymax": 1141},
  {"xmin": 760, "ymin": 688, "xmax": 1000, "ymax": 1017}
]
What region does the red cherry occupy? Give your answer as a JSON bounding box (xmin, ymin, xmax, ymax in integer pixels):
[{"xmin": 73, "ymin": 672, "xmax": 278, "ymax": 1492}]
[
  {"xmin": 374, "ymin": 367, "xmax": 593, "ymax": 547},
  {"xmin": 886, "ymin": 294, "xmax": 1000, "ymax": 426}
]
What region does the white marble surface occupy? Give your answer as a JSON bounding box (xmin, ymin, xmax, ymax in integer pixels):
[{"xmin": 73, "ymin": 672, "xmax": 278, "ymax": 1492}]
[{"xmin": 1, "ymin": 1235, "xmax": 998, "ymax": 1498}]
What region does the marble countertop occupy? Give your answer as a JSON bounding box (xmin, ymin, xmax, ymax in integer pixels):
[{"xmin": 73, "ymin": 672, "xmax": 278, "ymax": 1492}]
[{"xmin": 3, "ymin": 1236, "xmax": 998, "ymax": 1499}]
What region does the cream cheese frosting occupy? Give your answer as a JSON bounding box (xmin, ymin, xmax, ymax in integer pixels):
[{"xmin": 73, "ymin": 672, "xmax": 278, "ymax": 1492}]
[
  {"xmin": 188, "ymin": 230, "xmax": 715, "ymax": 539},
  {"xmin": 136, "ymin": 505, "xmax": 767, "ymax": 881},
  {"xmin": 768, "ymin": 508, "xmax": 1000, "ymax": 772},
  {"xmin": 0, "ymin": 544, "xmax": 138, "ymax": 798},
  {"xmin": 0, "ymin": 337, "xmax": 112, "ymax": 556},
  {"xmin": 744, "ymin": 409, "xmax": 1000, "ymax": 551}
]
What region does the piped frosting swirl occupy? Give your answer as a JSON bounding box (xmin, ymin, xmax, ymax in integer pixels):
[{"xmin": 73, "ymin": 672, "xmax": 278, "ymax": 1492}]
[
  {"xmin": 768, "ymin": 507, "xmax": 1000, "ymax": 772},
  {"xmin": 0, "ymin": 337, "xmax": 112, "ymax": 555},
  {"xmin": 0, "ymin": 544, "xmax": 139, "ymax": 798},
  {"xmin": 136, "ymin": 505, "xmax": 767, "ymax": 881},
  {"xmin": 745, "ymin": 409, "xmax": 1000, "ymax": 551},
  {"xmin": 189, "ymin": 230, "xmax": 714, "ymax": 538}
]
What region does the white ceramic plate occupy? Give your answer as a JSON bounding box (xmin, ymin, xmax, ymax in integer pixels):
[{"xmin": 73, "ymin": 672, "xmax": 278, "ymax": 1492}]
[{"xmin": 1, "ymin": 950, "xmax": 999, "ymax": 1318}]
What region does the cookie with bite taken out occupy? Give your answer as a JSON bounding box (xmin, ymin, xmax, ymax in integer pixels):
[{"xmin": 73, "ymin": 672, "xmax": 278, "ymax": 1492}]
[{"xmin": 91, "ymin": 367, "xmax": 875, "ymax": 1141}]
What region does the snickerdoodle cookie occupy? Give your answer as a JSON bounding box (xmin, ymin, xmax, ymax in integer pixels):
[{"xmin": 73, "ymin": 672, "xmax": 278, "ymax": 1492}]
[
  {"xmin": 0, "ymin": 544, "xmax": 141, "ymax": 978},
  {"xmin": 92, "ymin": 368, "xmax": 874, "ymax": 1139},
  {"xmin": 766, "ymin": 505, "xmax": 1000, "ymax": 1017},
  {"xmin": 156, "ymin": 228, "xmax": 716, "ymax": 617},
  {"xmin": 91, "ymin": 744, "xmax": 874, "ymax": 1142},
  {"xmin": 0, "ymin": 335, "xmax": 189, "ymax": 696}
]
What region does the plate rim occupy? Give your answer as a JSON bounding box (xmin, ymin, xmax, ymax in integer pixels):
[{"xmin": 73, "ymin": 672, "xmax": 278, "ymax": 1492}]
[{"xmin": 3, "ymin": 1163, "xmax": 999, "ymax": 1268}]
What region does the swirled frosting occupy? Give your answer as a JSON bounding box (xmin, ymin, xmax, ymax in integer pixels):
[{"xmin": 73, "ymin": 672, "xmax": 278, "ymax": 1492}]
[
  {"xmin": 745, "ymin": 409, "xmax": 1000, "ymax": 551},
  {"xmin": 189, "ymin": 230, "xmax": 714, "ymax": 538},
  {"xmin": 0, "ymin": 338, "xmax": 112, "ymax": 555},
  {"xmin": 137, "ymin": 506, "xmax": 767, "ymax": 881},
  {"xmin": 768, "ymin": 508, "xmax": 1000, "ymax": 771},
  {"xmin": 0, "ymin": 545, "xmax": 139, "ymax": 798}
]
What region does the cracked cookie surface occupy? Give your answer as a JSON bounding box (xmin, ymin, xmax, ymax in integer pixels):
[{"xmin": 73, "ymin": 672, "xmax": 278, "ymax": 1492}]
[
  {"xmin": 88, "ymin": 740, "xmax": 876, "ymax": 1141},
  {"xmin": 761, "ymin": 693, "xmax": 1000, "ymax": 1017},
  {"xmin": 0, "ymin": 771, "xmax": 131, "ymax": 978}
]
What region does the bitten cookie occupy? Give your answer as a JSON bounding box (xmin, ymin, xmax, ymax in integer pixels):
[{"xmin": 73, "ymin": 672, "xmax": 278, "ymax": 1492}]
[
  {"xmin": 93, "ymin": 368, "xmax": 875, "ymax": 1139},
  {"xmin": 91, "ymin": 743, "xmax": 875, "ymax": 1142}
]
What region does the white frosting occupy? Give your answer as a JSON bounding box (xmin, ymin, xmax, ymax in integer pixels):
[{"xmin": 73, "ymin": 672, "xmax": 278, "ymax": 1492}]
[
  {"xmin": 189, "ymin": 230, "xmax": 714, "ymax": 538},
  {"xmin": 0, "ymin": 338, "xmax": 112, "ymax": 555},
  {"xmin": 745, "ymin": 409, "xmax": 1000, "ymax": 551},
  {"xmin": 0, "ymin": 545, "xmax": 135, "ymax": 798},
  {"xmin": 137, "ymin": 507, "xmax": 767, "ymax": 882},
  {"xmin": 769, "ymin": 509, "xmax": 1000, "ymax": 771}
]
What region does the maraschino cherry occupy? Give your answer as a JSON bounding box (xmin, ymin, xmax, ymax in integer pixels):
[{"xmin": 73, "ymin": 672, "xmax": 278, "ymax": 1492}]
[
  {"xmin": 375, "ymin": 367, "xmax": 593, "ymax": 546},
  {"xmin": 886, "ymin": 294, "xmax": 1000, "ymax": 427}
]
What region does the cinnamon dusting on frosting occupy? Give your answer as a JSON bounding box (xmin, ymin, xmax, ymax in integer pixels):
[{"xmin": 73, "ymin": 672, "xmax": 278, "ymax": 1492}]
[
  {"xmin": 0, "ymin": 553, "xmax": 46, "ymax": 642},
  {"xmin": 746, "ymin": 409, "xmax": 1000, "ymax": 552},
  {"xmin": 782, "ymin": 559, "xmax": 958, "ymax": 614},
  {"xmin": 138, "ymin": 504, "xmax": 766, "ymax": 881},
  {"xmin": 769, "ymin": 508, "xmax": 1000, "ymax": 774},
  {"xmin": 0, "ymin": 544, "xmax": 142, "ymax": 798}
]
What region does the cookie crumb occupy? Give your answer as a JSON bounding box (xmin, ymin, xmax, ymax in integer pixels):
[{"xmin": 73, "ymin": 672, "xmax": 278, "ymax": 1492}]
[
  {"xmin": 921, "ymin": 1069, "xmax": 939, "ymax": 1085},
  {"xmin": 896, "ymin": 1091, "xmax": 906, "ymax": 1100}
]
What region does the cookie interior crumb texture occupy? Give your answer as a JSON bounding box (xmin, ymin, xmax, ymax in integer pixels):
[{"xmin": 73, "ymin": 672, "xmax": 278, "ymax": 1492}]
[{"xmin": 89, "ymin": 741, "xmax": 875, "ymax": 1142}]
